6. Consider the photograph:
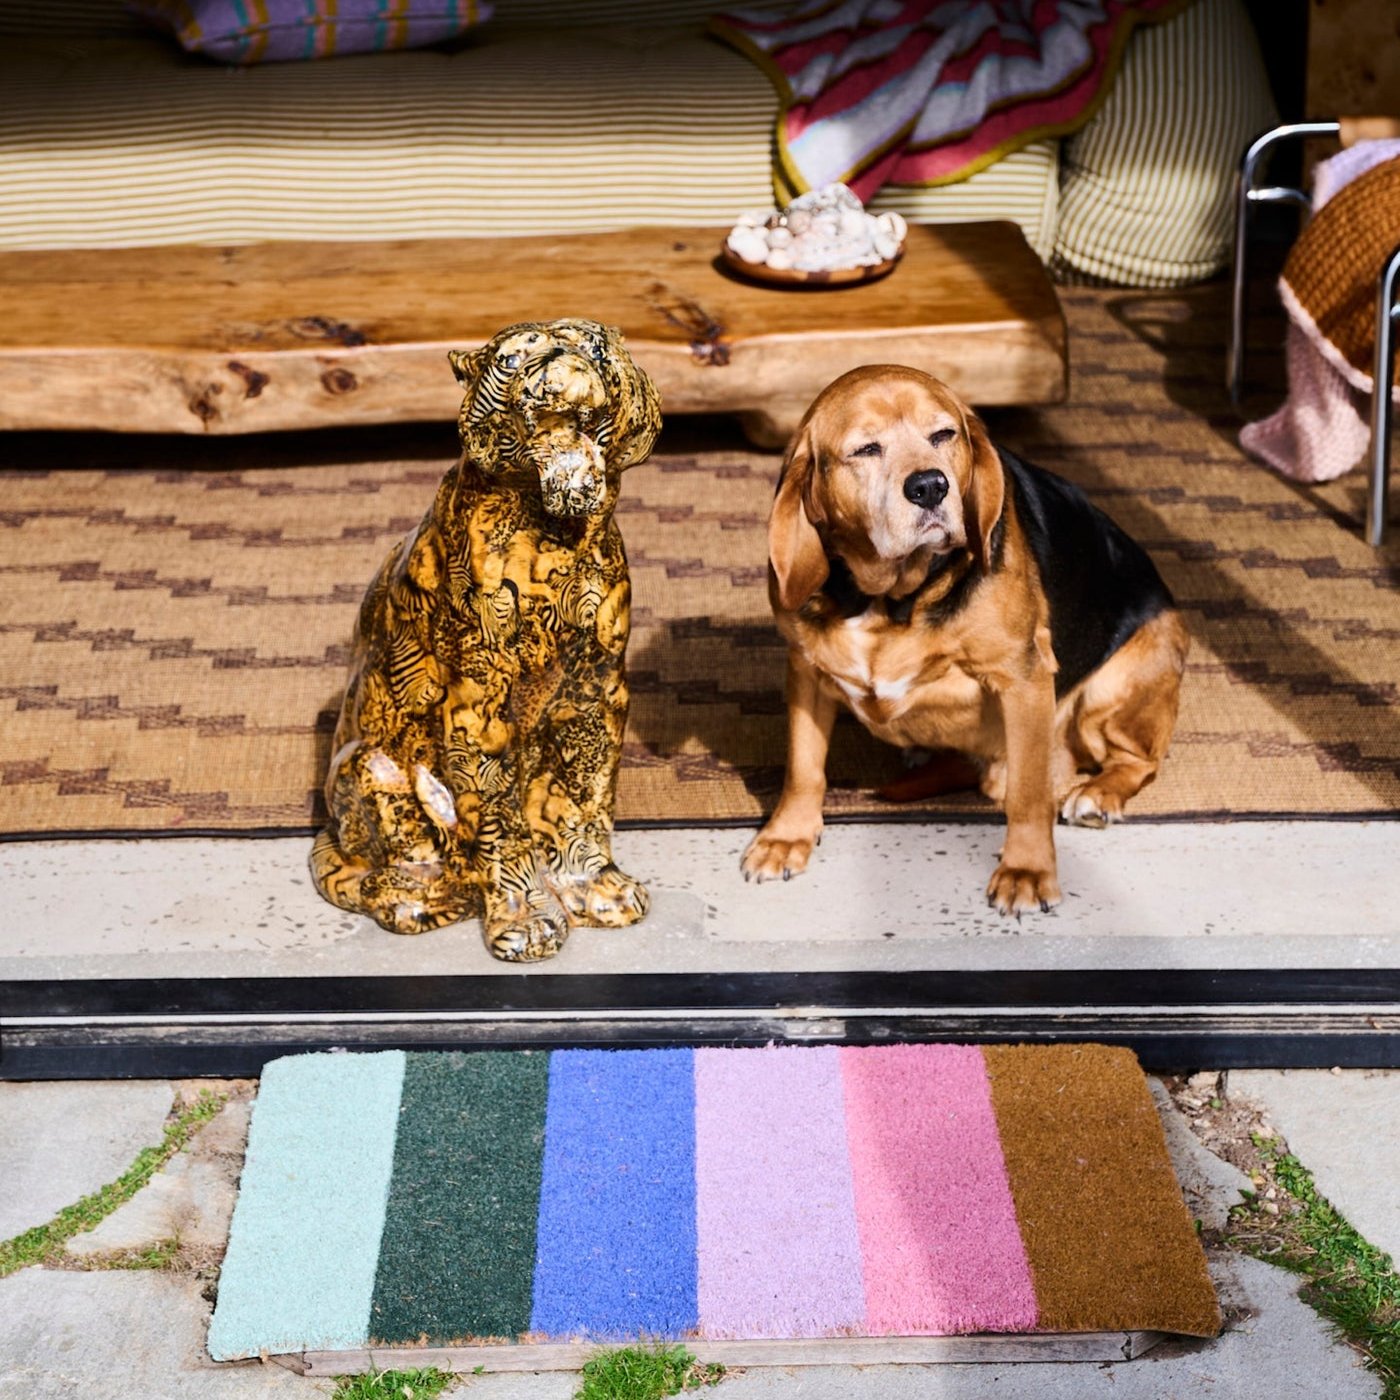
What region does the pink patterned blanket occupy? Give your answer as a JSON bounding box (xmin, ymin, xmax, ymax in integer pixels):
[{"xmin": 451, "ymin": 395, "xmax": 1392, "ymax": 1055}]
[{"xmin": 711, "ymin": 0, "xmax": 1187, "ymax": 200}]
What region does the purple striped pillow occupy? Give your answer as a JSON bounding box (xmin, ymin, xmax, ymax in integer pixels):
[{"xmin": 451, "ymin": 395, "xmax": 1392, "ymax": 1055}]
[{"xmin": 128, "ymin": 0, "xmax": 493, "ymax": 65}]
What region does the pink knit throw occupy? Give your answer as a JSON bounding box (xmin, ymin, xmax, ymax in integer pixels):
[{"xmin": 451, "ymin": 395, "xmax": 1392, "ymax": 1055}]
[{"xmin": 1240, "ymin": 141, "xmax": 1400, "ymax": 484}]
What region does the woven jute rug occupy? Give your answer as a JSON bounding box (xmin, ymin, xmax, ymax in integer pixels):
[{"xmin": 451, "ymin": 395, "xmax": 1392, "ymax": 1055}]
[
  {"xmin": 207, "ymin": 1044, "xmax": 1218, "ymax": 1366},
  {"xmin": 2, "ymin": 285, "xmax": 1397, "ymax": 836}
]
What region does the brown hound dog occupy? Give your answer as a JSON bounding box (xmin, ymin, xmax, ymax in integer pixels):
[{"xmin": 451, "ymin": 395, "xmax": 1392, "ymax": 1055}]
[{"xmin": 741, "ymin": 366, "xmax": 1189, "ymax": 915}]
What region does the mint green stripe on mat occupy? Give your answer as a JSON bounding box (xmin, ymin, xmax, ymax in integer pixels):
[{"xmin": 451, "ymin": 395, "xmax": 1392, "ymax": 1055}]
[
  {"xmin": 369, "ymin": 1050, "xmax": 550, "ymax": 1344},
  {"xmin": 206, "ymin": 1051, "xmax": 406, "ymax": 1361}
]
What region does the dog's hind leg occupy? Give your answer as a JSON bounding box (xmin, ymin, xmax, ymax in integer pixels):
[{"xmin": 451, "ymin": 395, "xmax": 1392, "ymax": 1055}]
[{"xmin": 1058, "ymin": 610, "xmax": 1190, "ymax": 827}]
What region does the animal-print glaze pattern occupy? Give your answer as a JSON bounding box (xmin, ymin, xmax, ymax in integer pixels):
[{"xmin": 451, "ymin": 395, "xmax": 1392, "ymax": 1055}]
[{"xmin": 311, "ymin": 320, "xmax": 661, "ymax": 961}]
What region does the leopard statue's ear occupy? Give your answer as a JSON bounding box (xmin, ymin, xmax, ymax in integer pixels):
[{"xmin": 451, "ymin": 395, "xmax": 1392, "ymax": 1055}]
[
  {"xmin": 447, "ymin": 347, "xmax": 482, "ymax": 388},
  {"xmin": 609, "ymin": 352, "xmax": 663, "ymax": 471},
  {"xmin": 451, "ymin": 345, "xmax": 510, "ymax": 465}
]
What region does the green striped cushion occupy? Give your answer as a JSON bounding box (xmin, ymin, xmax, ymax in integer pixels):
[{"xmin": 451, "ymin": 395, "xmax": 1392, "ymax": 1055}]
[
  {"xmin": 1051, "ymin": 0, "xmax": 1278, "ymax": 288},
  {"xmin": 0, "ymin": 30, "xmax": 1059, "ymax": 253}
]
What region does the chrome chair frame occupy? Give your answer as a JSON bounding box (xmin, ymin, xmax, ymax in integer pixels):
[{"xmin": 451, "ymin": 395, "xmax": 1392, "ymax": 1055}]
[{"xmin": 1228, "ymin": 120, "xmax": 1394, "ymax": 545}]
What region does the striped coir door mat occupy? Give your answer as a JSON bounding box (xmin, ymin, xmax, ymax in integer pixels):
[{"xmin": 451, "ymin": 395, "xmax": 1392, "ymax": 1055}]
[
  {"xmin": 208, "ymin": 1044, "xmax": 1220, "ymax": 1370},
  {"xmin": 210, "ymin": 1041, "xmax": 1226, "ymax": 1366}
]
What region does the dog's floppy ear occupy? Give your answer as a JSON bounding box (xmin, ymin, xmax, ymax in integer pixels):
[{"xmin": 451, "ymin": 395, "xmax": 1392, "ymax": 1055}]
[
  {"xmin": 961, "ymin": 409, "xmax": 1005, "ymax": 572},
  {"xmin": 769, "ymin": 424, "xmax": 829, "ymax": 612}
]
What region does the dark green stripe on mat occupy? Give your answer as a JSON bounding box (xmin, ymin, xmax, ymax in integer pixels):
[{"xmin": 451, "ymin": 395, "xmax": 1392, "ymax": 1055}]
[{"xmin": 369, "ymin": 1050, "xmax": 549, "ymax": 1343}]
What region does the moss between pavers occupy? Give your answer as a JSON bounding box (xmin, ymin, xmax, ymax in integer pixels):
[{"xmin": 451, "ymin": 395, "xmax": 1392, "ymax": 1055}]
[
  {"xmin": 0, "ymin": 1089, "xmax": 225, "ymax": 1278},
  {"xmin": 1166, "ymin": 1075, "xmax": 1400, "ymax": 1400},
  {"xmin": 1228, "ymin": 1135, "xmax": 1400, "ymax": 1400}
]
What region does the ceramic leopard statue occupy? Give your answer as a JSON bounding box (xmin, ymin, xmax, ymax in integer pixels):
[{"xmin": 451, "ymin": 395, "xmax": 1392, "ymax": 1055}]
[{"xmin": 311, "ymin": 318, "xmax": 661, "ymax": 962}]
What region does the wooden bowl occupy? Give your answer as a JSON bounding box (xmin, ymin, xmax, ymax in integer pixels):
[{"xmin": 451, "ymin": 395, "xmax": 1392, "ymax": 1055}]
[{"xmin": 719, "ymin": 243, "xmax": 903, "ymax": 288}]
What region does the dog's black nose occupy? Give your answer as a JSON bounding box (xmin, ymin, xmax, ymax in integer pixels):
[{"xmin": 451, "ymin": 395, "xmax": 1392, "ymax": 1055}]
[{"xmin": 903, "ymin": 469, "xmax": 949, "ymax": 509}]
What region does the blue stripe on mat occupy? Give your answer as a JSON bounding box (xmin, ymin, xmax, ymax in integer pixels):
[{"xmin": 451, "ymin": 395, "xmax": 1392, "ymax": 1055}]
[
  {"xmin": 207, "ymin": 1051, "xmax": 406, "ymax": 1360},
  {"xmin": 530, "ymin": 1048, "xmax": 699, "ymax": 1339}
]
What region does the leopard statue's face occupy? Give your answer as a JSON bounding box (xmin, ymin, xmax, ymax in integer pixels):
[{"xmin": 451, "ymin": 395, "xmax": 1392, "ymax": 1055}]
[{"xmin": 449, "ymin": 319, "xmax": 662, "ymax": 518}]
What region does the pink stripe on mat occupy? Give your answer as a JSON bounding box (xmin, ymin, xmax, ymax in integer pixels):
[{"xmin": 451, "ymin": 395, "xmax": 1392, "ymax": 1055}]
[
  {"xmin": 841, "ymin": 1044, "xmax": 1038, "ymax": 1335},
  {"xmin": 694, "ymin": 1046, "xmax": 865, "ymax": 1338}
]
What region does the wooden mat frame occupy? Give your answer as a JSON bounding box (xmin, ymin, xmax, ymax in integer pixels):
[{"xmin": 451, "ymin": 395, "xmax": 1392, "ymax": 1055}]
[{"xmin": 278, "ymin": 1330, "xmax": 1166, "ymax": 1376}]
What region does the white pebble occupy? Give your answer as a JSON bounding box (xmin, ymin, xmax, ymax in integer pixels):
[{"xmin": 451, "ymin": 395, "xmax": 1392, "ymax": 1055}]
[
  {"xmin": 878, "ymin": 210, "xmax": 908, "ymax": 242},
  {"xmin": 726, "ymin": 226, "xmax": 770, "ymax": 264},
  {"xmin": 838, "ymin": 207, "xmax": 868, "ymax": 238},
  {"xmin": 873, "ymin": 230, "xmax": 901, "ymax": 261}
]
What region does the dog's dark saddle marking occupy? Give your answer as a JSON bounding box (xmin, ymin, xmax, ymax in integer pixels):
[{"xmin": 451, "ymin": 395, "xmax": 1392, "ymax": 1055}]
[{"xmin": 1000, "ymin": 447, "xmax": 1174, "ymax": 697}]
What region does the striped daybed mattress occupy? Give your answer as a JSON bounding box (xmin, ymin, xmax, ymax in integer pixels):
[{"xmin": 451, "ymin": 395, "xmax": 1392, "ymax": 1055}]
[{"xmin": 0, "ymin": 0, "xmax": 1275, "ymax": 288}]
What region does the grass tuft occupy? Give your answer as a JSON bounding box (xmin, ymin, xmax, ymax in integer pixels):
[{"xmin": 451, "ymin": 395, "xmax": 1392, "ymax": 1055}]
[
  {"xmin": 1228, "ymin": 1135, "xmax": 1400, "ymax": 1398},
  {"xmin": 0, "ymin": 1089, "xmax": 226, "ymax": 1279},
  {"xmin": 332, "ymin": 1368, "xmax": 455, "ymax": 1400},
  {"xmin": 99, "ymin": 1238, "xmax": 183, "ymax": 1271},
  {"xmin": 576, "ymin": 1343, "xmax": 726, "ymax": 1400}
]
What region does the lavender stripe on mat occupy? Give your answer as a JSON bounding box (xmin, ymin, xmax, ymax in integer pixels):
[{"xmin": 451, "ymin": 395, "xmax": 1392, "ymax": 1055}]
[
  {"xmin": 206, "ymin": 1051, "xmax": 405, "ymax": 1360},
  {"xmin": 841, "ymin": 1044, "xmax": 1038, "ymax": 1335},
  {"xmin": 695, "ymin": 1045, "xmax": 865, "ymax": 1338},
  {"xmin": 530, "ymin": 1048, "xmax": 699, "ymax": 1339}
]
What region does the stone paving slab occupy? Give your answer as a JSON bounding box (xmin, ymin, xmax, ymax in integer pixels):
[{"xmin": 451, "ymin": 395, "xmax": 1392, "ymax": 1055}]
[
  {"xmin": 67, "ymin": 1097, "xmax": 249, "ymax": 1257},
  {"xmin": 665, "ymin": 1254, "xmax": 1381, "ymax": 1400},
  {"xmin": 0, "ymin": 1081, "xmax": 175, "ymax": 1240},
  {"xmin": 1231, "ymin": 1069, "xmax": 1400, "ymax": 1263},
  {"xmin": 0, "ymin": 1255, "xmax": 1378, "ymax": 1400},
  {"xmin": 0, "ymin": 1271, "xmax": 322, "ymax": 1399}
]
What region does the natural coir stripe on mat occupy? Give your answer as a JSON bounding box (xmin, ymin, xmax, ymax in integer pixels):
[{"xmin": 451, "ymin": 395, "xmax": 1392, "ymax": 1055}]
[
  {"xmin": 984, "ymin": 1043, "xmax": 1219, "ymax": 1336},
  {"xmin": 207, "ymin": 1043, "xmax": 1220, "ymax": 1361},
  {"xmin": 5, "ymin": 281, "xmax": 1394, "ymax": 836}
]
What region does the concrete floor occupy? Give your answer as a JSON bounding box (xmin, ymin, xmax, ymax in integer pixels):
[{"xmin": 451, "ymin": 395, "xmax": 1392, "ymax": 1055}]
[{"xmin": 5, "ymin": 820, "xmax": 1397, "ymax": 980}]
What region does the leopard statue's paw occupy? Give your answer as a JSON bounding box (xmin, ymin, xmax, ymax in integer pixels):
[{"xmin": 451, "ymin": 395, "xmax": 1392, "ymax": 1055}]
[
  {"xmin": 483, "ymin": 905, "xmax": 572, "ymax": 962},
  {"xmin": 554, "ymin": 864, "xmax": 650, "ymax": 929}
]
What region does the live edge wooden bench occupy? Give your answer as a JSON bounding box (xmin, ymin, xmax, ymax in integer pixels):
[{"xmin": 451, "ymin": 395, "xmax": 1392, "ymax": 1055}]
[{"xmin": 0, "ymin": 221, "xmax": 1066, "ymax": 448}]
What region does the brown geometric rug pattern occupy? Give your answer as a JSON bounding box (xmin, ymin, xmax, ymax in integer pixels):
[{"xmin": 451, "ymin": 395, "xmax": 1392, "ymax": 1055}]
[{"xmin": 2, "ymin": 286, "xmax": 1397, "ymax": 836}]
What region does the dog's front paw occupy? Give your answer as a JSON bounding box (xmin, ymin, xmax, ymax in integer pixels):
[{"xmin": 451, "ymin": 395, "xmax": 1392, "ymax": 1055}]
[
  {"xmin": 484, "ymin": 906, "xmax": 571, "ymax": 962},
  {"xmin": 986, "ymin": 863, "xmax": 1061, "ymax": 917},
  {"xmin": 741, "ymin": 825, "xmax": 821, "ymax": 883},
  {"xmin": 556, "ymin": 865, "xmax": 650, "ymax": 928}
]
